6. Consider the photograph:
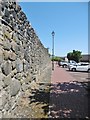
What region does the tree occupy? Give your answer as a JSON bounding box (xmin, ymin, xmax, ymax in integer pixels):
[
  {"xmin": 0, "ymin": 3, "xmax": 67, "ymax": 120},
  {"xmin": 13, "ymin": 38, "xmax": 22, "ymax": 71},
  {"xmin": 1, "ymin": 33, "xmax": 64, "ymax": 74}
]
[
  {"xmin": 67, "ymin": 50, "xmax": 82, "ymax": 63},
  {"xmin": 67, "ymin": 52, "xmax": 73, "ymax": 61},
  {"xmin": 51, "ymin": 56, "xmax": 62, "ymax": 62}
]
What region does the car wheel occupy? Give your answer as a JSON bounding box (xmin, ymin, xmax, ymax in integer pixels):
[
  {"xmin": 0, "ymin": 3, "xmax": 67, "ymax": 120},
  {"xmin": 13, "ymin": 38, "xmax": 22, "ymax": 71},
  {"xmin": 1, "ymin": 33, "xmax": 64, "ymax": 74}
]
[
  {"xmin": 65, "ymin": 65, "xmax": 67, "ymax": 68},
  {"xmin": 88, "ymin": 69, "xmax": 90, "ymax": 73},
  {"xmin": 72, "ymin": 68, "xmax": 76, "ymax": 72},
  {"xmin": 63, "ymin": 64, "xmax": 67, "ymax": 68},
  {"xmin": 63, "ymin": 65, "xmax": 65, "ymax": 68},
  {"xmin": 62, "ymin": 65, "xmax": 64, "ymax": 68},
  {"xmin": 69, "ymin": 68, "xmax": 70, "ymax": 71}
]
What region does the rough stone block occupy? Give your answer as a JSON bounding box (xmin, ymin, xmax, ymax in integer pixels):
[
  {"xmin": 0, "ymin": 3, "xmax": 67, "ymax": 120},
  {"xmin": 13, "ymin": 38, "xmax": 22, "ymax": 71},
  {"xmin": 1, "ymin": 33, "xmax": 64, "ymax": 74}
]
[
  {"xmin": 11, "ymin": 41, "xmax": 18, "ymax": 52},
  {"xmin": 0, "ymin": 37, "xmax": 4, "ymax": 46},
  {"xmin": 9, "ymin": 69, "xmax": 17, "ymax": 78},
  {"xmin": 3, "ymin": 39, "xmax": 11, "ymax": 51},
  {"xmin": 2, "ymin": 16, "xmax": 10, "ymax": 24},
  {"xmin": 15, "ymin": 4, "xmax": 21, "ymax": 12},
  {"xmin": 17, "ymin": 51, "xmax": 24, "ymax": 59},
  {"xmin": 0, "ymin": 48, "xmax": 4, "ymax": 64},
  {"xmin": 21, "ymin": 83, "xmax": 29, "ymax": 91},
  {"xmin": 4, "ymin": 8, "xmax": 10, "ymax": 17},
  {"xmin": 12, "ymin": 32, "xmax": 18, "ymax": 42},
  {"xmin": 0, "ymin": 71, "xmax": 5, "ymax": 80},
  {"xmin": 0, "ymin": 111, "xmax": 2, "ymax": 118},
  {"xmin": 2, "ymin": 91, "xmax": 8, "ymax": 107},
  {"xmin": 3, "ymin": 75, "xmax": 12, "ymax": 87},
  {"xmin": 29, "ymin": 81, "xmax": 39, "ymax": 90},
  {"xmin": 10, "ymin": 78, "xmax": 21, "ymax": 96},
  {"xmin": 4, "ymin": 102, "xmax": 11, "ymax": 111},
  {"xmin": 23, "ymin": 60, "xmax": 29, "ymax": 72},
  {"xmin": 9, "ymin": 2, "xmax": 16, "ymax": 9},
  {"xmin": 9, "ymin": 51, "xmax": 16, "ymax": 61},
  {"xmin": 2, "ymin": 61, "xmax": 12, "ymax": 75},
  {"xmin": 0, "ymin": 74, "xmax": 5, "ymax": 90},
  {"xmin": 24, "ymin": 51, "xmax": 30, "ymax": 62},
  {"xmin": 16, "ymin": 58, "xmax": 23, "ymax": 73},
  {"xmin": 25, "ymin": 73, "xmax": 32, "ymax": 83},
  {"xmin": 3, "ymin": 50, "xmax": 10, "ymax": 60},
  {"xmin": 14, "ymin": 73, "xmax": 22, "ymax": 80},
  {"xmin": 11, "ymin": 61, "xmax": 16, "ymax": 70},
  {"xmin": 3, "ymin": 29, "xmax": 12, "ymax": 40}
]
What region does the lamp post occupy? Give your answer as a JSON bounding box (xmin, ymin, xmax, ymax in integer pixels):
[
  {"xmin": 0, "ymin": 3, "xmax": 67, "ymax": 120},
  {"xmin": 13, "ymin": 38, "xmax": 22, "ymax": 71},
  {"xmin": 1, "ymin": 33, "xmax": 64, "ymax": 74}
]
[{"xmin": 52, "ymin": 31, "xmax": 55, "ymax": 71}]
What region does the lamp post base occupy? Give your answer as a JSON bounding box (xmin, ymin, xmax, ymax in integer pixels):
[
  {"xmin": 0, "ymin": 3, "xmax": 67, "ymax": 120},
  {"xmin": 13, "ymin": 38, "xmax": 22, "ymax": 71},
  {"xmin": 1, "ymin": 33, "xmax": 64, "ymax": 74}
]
[{"xmin": 52, "ymin": 61, "xmax": 54, "ymax": 71}]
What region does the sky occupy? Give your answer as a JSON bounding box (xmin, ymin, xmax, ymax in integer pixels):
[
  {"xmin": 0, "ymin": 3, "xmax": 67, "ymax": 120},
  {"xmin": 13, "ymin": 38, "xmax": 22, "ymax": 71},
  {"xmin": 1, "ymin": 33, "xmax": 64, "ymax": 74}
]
[{"xmin": 18, "ymin": 2, "xmax": 88, "ymax": 57}]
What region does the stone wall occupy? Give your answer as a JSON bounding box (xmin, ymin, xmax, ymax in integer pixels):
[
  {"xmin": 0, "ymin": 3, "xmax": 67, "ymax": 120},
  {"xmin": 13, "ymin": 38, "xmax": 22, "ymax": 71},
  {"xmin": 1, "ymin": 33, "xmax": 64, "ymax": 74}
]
[{"xmin": 0, "ymin": 1, "xmax": 51, "ymax": 118}]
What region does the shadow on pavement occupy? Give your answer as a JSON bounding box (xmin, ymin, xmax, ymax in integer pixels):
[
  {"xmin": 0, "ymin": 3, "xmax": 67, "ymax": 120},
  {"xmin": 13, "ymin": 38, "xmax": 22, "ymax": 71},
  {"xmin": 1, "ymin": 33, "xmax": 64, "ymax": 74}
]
[
  {"xmin": 28, "ymin": 82, "xmax": 90, "ymax": 119},
  {"xmin": 49, "ymin": 82, "xmax": 90, "ymax": 119}
]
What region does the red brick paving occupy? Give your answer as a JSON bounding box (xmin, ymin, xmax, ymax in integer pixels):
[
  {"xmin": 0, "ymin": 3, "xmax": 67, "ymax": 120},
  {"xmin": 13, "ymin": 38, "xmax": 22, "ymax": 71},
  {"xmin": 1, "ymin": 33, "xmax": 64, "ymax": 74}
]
[
  {"xmin": 49, "ymin": 63, "xmax": 89, "ymax": 118},
  {"xmin": 51, "ymin": 64, "xmax": 74, "ymax": 84}
]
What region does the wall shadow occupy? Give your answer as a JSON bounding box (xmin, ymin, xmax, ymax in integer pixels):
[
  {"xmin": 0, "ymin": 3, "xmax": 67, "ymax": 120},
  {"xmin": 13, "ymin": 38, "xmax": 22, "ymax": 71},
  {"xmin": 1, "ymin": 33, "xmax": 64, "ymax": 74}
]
[
  {"xmin": 49, "ymin": 82, "xmax": 90, "ymax": 119},
  {"xmin": 28, "ymin": 82, "xmax": 90, "ymax": 119},
  {"xmin": 28, "ymin": 83, "xmax": 51, "ymax": 116}
]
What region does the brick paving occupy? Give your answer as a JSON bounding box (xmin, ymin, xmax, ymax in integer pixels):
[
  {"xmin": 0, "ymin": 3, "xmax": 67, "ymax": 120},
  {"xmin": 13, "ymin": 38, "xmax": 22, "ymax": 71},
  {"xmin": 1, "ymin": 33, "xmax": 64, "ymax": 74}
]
[
  {"xmin": 51, "ymin": 64, "xmax": 75, "ymax": 84},
  {"xmin": 49, "ymin": 63, "xmax": 90, "ymax": 119}
]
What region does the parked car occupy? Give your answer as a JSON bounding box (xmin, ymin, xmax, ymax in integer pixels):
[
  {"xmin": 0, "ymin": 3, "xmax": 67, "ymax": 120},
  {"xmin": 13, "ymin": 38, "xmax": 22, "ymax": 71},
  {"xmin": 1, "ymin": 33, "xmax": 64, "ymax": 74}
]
[
  {"xmin": 59, "ymin": 61, "xmax": 68, "ymax": 68},
  {"xmin": 69, "ymin": 60, "xmax": 77, "ymax": 65},
  {"xmin": 68, "ymin": 60, "xmax": 77, "ymax": 67},
  {"xmin": 68, "ymin": 62, "xmax": 90, "ymax": 72},
  {"xmin": 59, "ymin": 60, "xmax": 77, "ymax": 68}
]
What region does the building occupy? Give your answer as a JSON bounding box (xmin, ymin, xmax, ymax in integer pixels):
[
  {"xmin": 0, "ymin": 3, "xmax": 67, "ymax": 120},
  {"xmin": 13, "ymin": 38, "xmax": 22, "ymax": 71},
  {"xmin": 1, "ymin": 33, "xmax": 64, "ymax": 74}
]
[
  {"xmin": 80, "ymin": 54, "xmax": 90, "ymax": 62},
  {"xmin": 60, "ymin": 54, "xmax": 90, "ymax": 62}
]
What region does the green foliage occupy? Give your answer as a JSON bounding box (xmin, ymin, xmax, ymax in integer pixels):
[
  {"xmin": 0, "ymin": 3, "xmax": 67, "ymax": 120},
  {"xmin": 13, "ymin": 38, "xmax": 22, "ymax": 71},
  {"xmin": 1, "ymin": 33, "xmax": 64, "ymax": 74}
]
[
  {"xmin": 51, "ymin": 56, "xmax": 62, "ymax": 61},
  {"xmin": 67, "ymin": 50, "xmax": 82, "ymax": 63}
]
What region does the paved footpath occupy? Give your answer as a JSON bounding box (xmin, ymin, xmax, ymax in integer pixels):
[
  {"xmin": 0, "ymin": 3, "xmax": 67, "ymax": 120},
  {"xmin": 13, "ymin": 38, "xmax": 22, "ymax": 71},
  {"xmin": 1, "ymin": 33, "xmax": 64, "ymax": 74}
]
[
  {"xmin": 49, "ymin": 63, "xmax": 89, "ymax": 119},
  {"xmin": 51, "ymin": 64, "xmax": 75, "ymax": 84}
]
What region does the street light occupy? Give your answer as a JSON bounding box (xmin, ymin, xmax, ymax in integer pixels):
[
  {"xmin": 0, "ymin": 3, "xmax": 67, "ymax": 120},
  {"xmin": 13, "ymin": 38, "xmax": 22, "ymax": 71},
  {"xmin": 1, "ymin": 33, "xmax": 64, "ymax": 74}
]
[{"xmin": 52, "ymin": 31, "xmax": 55, "ymax": 71}]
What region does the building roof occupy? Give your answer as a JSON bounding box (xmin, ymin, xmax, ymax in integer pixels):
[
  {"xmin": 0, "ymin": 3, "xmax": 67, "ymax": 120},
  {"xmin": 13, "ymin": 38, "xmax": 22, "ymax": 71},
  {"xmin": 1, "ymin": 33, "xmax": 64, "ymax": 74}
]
[{"xmin": 81, "ymin": 54, "xmax": 90, "ymax": 62}]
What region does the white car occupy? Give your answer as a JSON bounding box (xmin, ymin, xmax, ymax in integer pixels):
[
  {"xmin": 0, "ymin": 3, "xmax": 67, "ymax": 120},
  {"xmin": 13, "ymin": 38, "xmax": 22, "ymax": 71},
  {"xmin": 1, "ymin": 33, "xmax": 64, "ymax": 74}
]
[
  {"xmin": 59, "ymin": 61, "xmax": 68, "ymax": 68},
  {"xmin": 60, "ymin": 60, "xmax": 77, "ymax": 68},
  {"xmin": 68, "ymin": 63, "xmax": 90, "ymax": 72},
  {"xmin": 68, "ymin": 60, "xmax": 77, "ymax": 66}
]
